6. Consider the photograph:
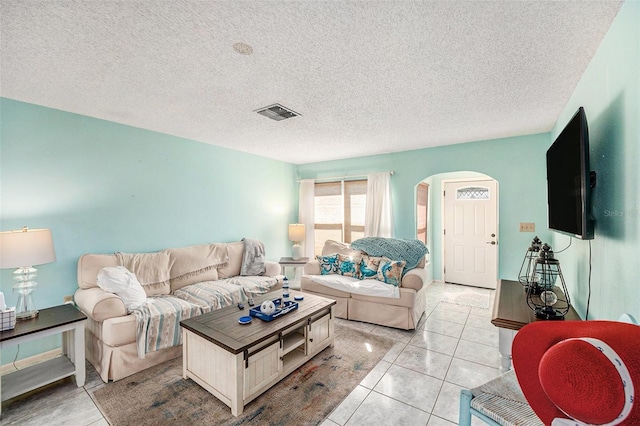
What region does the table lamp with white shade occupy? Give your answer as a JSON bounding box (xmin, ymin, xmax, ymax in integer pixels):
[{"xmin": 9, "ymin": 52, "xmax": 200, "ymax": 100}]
[
  {"xmin": 288, "ymin": 224, "xmax": 305, "ymax": 260},
  {"xmin": 0, "ymin": 227, "xmax": 56, "ymax": 320}
]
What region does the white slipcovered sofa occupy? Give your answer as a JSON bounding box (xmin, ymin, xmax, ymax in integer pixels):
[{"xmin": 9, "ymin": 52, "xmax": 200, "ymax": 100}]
[
  {"xmin": 301, "ymin": 239, "xmax": 428, "ymax": 330},
  {"xmin": 74, "ymin": 240, "xmax": 282, "ymax": 382}
]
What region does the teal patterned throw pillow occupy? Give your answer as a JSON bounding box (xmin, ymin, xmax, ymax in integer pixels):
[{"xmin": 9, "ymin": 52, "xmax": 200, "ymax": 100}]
[
  {"xmin": 376, "ymin": 258, "xmax": 406, "ymax": 287},
  {"xmin": 360, "ymin": 255, "xmax": 383, "ymax": 279},
  {"xmin": 337, "ymin": 254, "xmax": 361, "ymax": 278},
  {"xmin": 317, "ymin": 254, "xmax": 339, "ymax": 275}
]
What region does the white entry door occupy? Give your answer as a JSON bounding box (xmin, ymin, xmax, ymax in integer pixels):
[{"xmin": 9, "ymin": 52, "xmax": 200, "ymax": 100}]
[{"xmin": 443, "ymin": 179, "xmax": 498, "ymax": 289}]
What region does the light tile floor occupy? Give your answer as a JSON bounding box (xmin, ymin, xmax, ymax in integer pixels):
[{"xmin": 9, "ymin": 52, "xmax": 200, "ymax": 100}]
[
  {"xmin": 322, "ymin": 282, "xmax": 500, "ymax": 426},
  {"xmin": 0, "ymin": 282, "xmax": 499, "ymax": 425}
]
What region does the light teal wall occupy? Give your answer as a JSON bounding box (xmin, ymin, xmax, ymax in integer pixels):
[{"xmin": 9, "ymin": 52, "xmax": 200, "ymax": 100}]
[
  {"xmin": 297, "ymin": 132, "xmax": 552, "ymax": 284},
  {"xmin": 0, "ymin": 98, "xmax": 298, "ymax": 363},
  {"xmin": 548, "ymin": 0, "xmax": 639, "ymax": 320}
]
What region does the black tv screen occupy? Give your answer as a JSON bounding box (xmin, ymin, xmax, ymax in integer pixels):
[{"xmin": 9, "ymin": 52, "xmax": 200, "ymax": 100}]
[{"xmin": 546, "ymin": 107, "xmax": 595, "ymax": 240}]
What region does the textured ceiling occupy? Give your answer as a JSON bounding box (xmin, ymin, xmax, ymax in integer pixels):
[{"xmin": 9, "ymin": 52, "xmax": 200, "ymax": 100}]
[{"xmin": 0, "ymin": 1, "xmax": 624, "ymax": 164}]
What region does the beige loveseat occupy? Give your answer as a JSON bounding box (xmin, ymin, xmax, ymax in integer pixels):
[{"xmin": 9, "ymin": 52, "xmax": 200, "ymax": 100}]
[
  {"xmin": 74, "ymin": 241, "xmax": 282, "ymax": 382},
  {"xmin": 301, "ymin": 240, "xmax": 428, "ymax": 330}
]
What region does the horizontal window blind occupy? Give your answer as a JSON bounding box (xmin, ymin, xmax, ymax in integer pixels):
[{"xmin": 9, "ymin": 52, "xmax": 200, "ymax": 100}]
[{"xmin": 313, "ymin": 180, "xmax": 366, "ymax": 255}]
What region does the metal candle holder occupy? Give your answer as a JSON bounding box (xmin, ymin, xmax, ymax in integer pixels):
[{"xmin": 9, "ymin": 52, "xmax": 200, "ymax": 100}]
[
  {"xmin": 526, "ymin": 243, "xmax": 571, "ymax": 320},
  {"xmin": 518, "ymin": 236, "xmax": 542, "ymax": 287}
]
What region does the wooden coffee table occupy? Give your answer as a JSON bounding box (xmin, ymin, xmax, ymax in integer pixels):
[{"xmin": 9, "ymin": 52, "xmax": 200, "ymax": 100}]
[{"xmin": 180, "ymin": 290, "xmax": 335, "ymax": 416}]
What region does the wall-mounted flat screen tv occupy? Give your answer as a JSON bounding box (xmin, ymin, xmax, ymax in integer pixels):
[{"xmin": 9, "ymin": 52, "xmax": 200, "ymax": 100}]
[{"xmin": 546, "ymin": 106, "xmax": 595, "ymax": 240}]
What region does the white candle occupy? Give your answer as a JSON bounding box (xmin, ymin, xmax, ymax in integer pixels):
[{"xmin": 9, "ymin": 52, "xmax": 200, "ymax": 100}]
[{"xmin": 0, "ymin": 291, "xmax": 5, "ymax": 310}]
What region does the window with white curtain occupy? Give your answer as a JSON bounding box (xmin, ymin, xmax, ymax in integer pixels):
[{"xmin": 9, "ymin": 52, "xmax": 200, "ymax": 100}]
[{"xmin": 313, "ymin": 180, "xmax": 366, "ymax": 255}]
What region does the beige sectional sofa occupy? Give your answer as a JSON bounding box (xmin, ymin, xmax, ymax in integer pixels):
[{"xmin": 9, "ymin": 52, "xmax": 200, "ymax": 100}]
[
  {"xmin": 74, "ymin": 241, "xmax": 282, "ymax": 382},
  {"xmin": 301, "ymin": 240, "xmax": 428, "ymax": 330}
]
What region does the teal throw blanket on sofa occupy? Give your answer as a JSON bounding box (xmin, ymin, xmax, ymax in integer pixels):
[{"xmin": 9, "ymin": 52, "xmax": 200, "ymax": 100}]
[{"xmin": 351, "ymin": 238, "xmax": 429, "ymax": 273}]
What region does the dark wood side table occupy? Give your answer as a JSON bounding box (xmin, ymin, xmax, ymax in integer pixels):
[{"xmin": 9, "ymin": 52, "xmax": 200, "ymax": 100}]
[
  {"xmin": 491, "ymin": 279, "xmax": 580, "ymax": 372},
  {"xmin": 279, "ymin": 257, "xmax": 309, "ymax": 289},
  {"xmin": 0, "ymin": 304, "xmax": 87, "ymax": 414}
]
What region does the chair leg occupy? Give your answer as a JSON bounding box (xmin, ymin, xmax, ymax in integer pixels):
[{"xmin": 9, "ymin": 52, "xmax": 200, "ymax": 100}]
[{"xmin": 459, "ymin": 389, "xmax": 473, "ymax": 426}]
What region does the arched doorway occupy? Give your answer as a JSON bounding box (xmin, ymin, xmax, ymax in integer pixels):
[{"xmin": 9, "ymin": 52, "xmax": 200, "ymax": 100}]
[{"xmin": 416, "ymin": 171, "xmax": 499, "ymax": 289}]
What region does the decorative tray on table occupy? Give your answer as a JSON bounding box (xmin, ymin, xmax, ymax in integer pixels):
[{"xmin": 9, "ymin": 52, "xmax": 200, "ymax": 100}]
[{"xmin": 249, "ymin": 299, "xmax": 299, "ymax": 321}]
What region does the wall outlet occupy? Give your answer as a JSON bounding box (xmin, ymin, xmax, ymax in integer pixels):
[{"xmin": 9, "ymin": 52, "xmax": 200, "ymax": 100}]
[
  {"xmin": 63, "ymin": 295, "xmax": 74, "ymax": 303},
  {"xmin": 519, "ymin": 222, "xmax": 535, "ymax": 232}
]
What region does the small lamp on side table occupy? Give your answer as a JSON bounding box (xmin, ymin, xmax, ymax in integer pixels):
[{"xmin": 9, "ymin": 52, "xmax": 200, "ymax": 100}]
[
  {"xmin": 0, "ymin": 227, "xmax": 56, "ymax": 320},
  {"xmin": 288, "ymin": 224, "xmax": 305, "ymax": 260}
]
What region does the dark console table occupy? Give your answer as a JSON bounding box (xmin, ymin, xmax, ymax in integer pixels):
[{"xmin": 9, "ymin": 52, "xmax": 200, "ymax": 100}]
[{"xmin": 491, "ymin": 279, "xmax": 580, "ymax": 372}]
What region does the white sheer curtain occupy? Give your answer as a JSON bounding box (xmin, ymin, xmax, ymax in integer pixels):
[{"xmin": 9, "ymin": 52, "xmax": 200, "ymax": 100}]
[
  {"xmin": 364, "ymin": 172, "xmax": 394, "ymax": 237},
  {"xmin": 298, "ymin": 179, "xmax": 315, "ymax": 259}
]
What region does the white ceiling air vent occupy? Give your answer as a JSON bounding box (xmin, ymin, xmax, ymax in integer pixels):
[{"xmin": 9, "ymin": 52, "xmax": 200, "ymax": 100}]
[{"xmin": 254, "ymin": 103, "xmax": 300, "ymax": 121}]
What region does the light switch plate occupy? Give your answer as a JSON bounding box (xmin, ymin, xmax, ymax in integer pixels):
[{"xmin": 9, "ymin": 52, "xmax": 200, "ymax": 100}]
[{"xmin": 519, "ymin": 222, "xmax": 535, "ymax": 232}]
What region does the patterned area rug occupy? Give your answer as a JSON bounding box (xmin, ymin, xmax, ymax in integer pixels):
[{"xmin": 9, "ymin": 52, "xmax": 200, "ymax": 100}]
[
  {"xmin": 92, "ymin": 323, "xmax": 394, "ymax": 425},
  {"xmin": 441, "ymin": 283, "xmax": 491, "ymax": 309}
]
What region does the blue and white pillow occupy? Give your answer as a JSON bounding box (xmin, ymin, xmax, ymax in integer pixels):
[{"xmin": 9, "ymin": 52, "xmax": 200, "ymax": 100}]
[
  {"xmin": 317, "ymin": 254, "xmax": 339, "ymax": 275},
  {"xmin": 376, "ymin": 258, "xmax": 406, "ymax": 287},
  {"xmin": 360, "ymin": 255, "xmax": 383, "ymax": 279},
  {"xmin": 337, "ymin": 254, "xmax": 361, "ymax": 278}
]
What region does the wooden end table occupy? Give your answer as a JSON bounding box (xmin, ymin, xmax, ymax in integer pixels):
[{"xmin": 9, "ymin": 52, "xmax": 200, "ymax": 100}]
[
  {"xmin": 491, "ymin": 279, "xmax": 580, "ymax": 372},
  {"xmin": 0, "ymin": 304, "xmax": 87, "ymax": 414},
  {"xmin": 278, "ymin": 257, "xmax": 309, "ymax": 289}
]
